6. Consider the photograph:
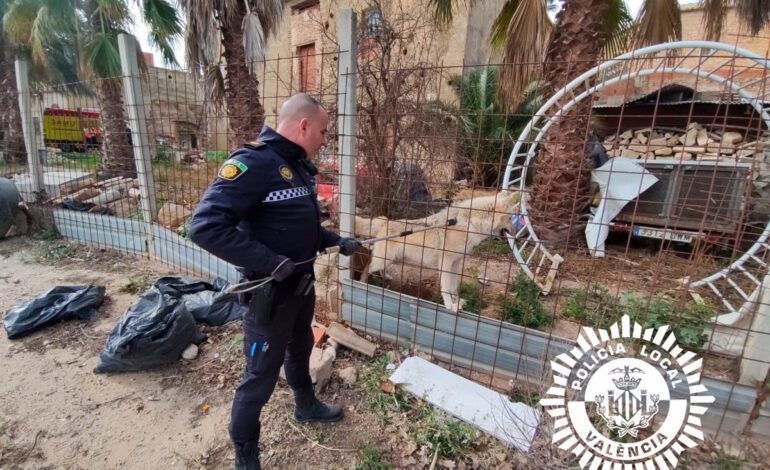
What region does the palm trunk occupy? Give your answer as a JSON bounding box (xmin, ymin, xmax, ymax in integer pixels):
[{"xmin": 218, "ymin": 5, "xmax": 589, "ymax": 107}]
[
  {"xmin": 0, "ymin": 43, "xmax": 26, "ymax": 164},
  {"xmin": 97, "ymin": 77, "xmax": 135, "ymax": 179},
  {"xmin": 220, "ymin": 3, "xmax": 265, "ymax": 148},
  {"xmin": 527, "ymin": 0, "xmax": 609, "ymax": 248}
]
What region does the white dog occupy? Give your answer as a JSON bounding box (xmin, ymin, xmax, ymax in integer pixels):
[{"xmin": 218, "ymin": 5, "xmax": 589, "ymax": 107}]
[{"xmin": 362, "ymin": 191, "xmax": 520, "ymax": 312}]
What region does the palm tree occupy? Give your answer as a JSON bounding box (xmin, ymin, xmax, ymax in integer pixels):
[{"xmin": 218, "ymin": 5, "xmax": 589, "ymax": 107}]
[
  {"xmin": 449, "ymin": 67, "xmax": 543, "ymax": 187},
  {"xmin": 0, "ymin": 0, "xmax": 25, "ymax": 165},
  {"xmin": 432, "ymin": 0, "xmax": 770, "ymax": 248},
  {"xmin": 181, "ymin": 0, "xmax": 284, "ymax": 147},
  {"xmin": 3, "ymin": 0, "xmax": 182, "ymax": 179}
]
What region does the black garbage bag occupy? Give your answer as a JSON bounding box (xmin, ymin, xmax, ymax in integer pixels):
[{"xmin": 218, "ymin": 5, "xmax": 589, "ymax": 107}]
[
  {"xmin": 154, "ymin": 276, "xmax": 246, "ymax": 326},
  {"xmin": 95, "ymin": 285, "xmax": 206, "ymax": 373},
  {"xmin": 3, "ymin": 285, "xmax": 106, "ymax": 339},
  {"xmin": 57, "ymin": 198, "xmax": 114, "ymax": 216}
]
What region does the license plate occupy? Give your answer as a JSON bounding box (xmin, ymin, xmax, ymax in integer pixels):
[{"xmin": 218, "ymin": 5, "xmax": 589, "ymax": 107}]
[{"xmin": 632, "ymin": 226, "xmax": 694, "ymax": 243}]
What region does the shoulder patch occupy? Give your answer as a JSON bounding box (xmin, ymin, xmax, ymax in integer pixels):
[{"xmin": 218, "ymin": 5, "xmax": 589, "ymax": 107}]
[
  {"xmin": 279, "ymin": 165, "xmax": 294, "ymax": 183},
  {"xmin": 218, "ymin": 159, "xmax": 248, "ymax": 181}
]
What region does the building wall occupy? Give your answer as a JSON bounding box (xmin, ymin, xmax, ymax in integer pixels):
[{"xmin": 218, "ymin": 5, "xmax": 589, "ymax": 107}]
[
  {"xmin": 598, "ymin": 5, "xmax": 770, "ymax": 103},
  {"xmin": 258, "ymin": 0, "xmax": 504, "ymax": 126}
]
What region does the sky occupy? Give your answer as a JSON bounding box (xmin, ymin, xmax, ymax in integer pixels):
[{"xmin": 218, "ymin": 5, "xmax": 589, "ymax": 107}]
[{"xmin": 127, "ymin": 0, "xmax": 701, "ymax": 71}]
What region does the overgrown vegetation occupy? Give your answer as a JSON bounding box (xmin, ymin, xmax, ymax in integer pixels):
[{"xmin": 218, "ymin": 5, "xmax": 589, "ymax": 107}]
[
  {"xmin": 412, "ymin": 405, "xmax": 475, "ymax": 461},
  {"xmin": 498, "ymin": 272, "xmax": 552, "ymax": 328},
  {"xmin": 458, "ymin": 282, "xmax": 487, "ymax": 314},
  {"xmin": 205, "ymin": 150, "xmax": 228, "ymax": 164},
  {"xmin": 624, "ymin": 294, "xmax": 715, "ymax": 350},
  {"xmin": 57, "ymin": 151, "xmax": 102, "ymax": 171},
  {"xmin": 563, "ymin": 284, "xmax": 622, "ymax": 330},
  {"xmin": 119, "ymin": 275, "xmax": 151, "ymax": 294},
  {"xmin": 358, "ymin": 353, "xmax": 413, "ymax": 422},
  {"xmin": 357, "ymin": 353, "xmax": 478, "ymax": 462},
  {"xmin": 153, "ymin": 143, "xmax": 173, "ymax": 165},
  {"xmin": 561, "ymin": 286, "xmax": 715, "ymax": 350},
  {"xmin": 355, "ymin": 445, "xmax": 392, "ymax": 470},
  {"xmin": 449, "ymin": 68, "xmax": 541, "ymax": 186},
  {"xmin": 472, "ymin": 238, "xmax": 513, "ymax": 257},
  {"xmin": 509, "ymin": 387, "xmax": 541, "ymax": 407}
]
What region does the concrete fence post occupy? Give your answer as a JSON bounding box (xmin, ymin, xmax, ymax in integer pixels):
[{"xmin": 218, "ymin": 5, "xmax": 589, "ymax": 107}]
[
  {"xmin": 14, "ymin": 59, "xmax": 46, "ymax": 201},
  {"xmin": 118, "ymin": 33, "xmax": 157, "ymax": 252},
  {"xmin": 337, "ymin": 9, "xmax": 358, "ymax": 283}
]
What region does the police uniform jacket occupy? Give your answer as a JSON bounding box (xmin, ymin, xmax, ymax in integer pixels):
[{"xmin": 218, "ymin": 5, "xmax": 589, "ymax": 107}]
[{"xmin": 188, "ymin": 127, "xmax": 340, "ymax": 281}]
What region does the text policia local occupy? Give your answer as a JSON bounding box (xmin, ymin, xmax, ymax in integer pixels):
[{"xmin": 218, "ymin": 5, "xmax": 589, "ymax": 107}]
[{"xmin": 570, "ymin": 343, "xmax": 684, "ymax": 391}]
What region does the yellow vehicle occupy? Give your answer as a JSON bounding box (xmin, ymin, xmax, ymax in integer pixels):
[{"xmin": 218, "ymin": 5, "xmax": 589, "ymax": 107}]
[{"xmin": 42, "ymin": 107, "xmax": 102, "ymax": 152}]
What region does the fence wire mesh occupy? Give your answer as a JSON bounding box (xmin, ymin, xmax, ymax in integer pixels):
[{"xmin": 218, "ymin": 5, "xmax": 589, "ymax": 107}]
[{"xmin": 2, "ymin": 24, "xmax": 770, "ymax": 466}]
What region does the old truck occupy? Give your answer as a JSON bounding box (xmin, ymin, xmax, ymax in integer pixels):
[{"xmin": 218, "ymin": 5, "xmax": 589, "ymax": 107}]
[{"xmin": 42, "ymin": 107, "xmax": 102, "ymax": 152}]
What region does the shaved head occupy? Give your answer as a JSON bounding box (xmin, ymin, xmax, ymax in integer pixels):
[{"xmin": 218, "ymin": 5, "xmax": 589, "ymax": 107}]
[
  {"xmin": 276, "ymin": 93, "xmax": 329, "ymax": 158},
  {"xmin": 277, "ymin": 93, "xmax": 324, "ymax": 125}
]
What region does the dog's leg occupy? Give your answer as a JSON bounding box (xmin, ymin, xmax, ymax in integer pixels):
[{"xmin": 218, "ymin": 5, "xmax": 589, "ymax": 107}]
[{"xmin": 440, "ymin": 254, "xmax": 464, "ymax": 312}]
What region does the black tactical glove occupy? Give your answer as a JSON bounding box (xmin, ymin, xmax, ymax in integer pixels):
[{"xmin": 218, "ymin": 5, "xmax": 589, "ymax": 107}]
[
  {"xmin": 337, "ymin": 237, "xmax": 362, "ymax": 256},
  {"xmin": 271, "ymin": 257, "xmax": 296, "ymax": 282}
]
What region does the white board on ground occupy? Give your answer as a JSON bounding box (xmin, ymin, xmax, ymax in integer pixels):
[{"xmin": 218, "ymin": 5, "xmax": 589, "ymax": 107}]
[{"xmin": 389, "ymin": 357, "xmax": 540, "ymax": 452}]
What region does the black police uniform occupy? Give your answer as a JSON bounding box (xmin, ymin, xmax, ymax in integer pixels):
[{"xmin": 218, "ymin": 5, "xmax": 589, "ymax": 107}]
[{"xmin": 188, "ymin": 127, "xmax": 341, "ymax": 448}]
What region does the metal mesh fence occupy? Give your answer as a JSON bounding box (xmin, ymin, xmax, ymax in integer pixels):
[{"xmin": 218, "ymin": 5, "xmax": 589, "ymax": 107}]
[{"xmin": 2, "ymin": 27, "xmax": 770, "ymax": 460}]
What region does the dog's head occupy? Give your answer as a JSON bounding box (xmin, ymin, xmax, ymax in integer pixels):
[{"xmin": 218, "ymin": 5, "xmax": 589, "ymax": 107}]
[{"xmin": 493, "ymin": 190, "xmax": 523, "ymax": 238}]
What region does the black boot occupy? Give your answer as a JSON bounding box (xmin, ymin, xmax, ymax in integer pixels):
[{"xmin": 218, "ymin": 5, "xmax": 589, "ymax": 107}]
[
  {"xmin": 293, "ymin": 386, "xmax": 344, "ymax": 423},
  {"xmin": 233, "ymin": 440, "xmax": 261, "ymax": 470}
]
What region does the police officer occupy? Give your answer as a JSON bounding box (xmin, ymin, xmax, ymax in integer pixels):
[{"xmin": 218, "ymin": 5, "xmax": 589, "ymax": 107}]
[{"xmin": 188, "ymin": 94, "xmax": 361, "ymax": 470}]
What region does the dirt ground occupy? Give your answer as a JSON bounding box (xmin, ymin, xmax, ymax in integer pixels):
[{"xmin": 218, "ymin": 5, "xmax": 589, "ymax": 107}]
[
  {"xmin": 0, "ymin": 236, "xmax": 517, "ymax": 470},
  {"xmin": 2, "ymin": 235, "xmax": 768, "ymax": 470}
]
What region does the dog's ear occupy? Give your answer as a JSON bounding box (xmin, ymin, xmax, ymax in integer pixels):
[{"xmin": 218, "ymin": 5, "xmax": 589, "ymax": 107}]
[{"xmin": 497, "ymin": 188, "xmax": 521, "ymax": 207}]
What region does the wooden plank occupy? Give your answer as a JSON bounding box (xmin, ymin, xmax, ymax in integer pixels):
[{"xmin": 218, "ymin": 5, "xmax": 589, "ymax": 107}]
[{"xmin": 327, "ymin": 321, "xmax": 377, "ymax": 357}]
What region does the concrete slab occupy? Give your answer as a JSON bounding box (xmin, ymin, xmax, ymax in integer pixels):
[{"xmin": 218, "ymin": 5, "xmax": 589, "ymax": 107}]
[{"xmin": 10, "ymin": 167, "xmax": 93, "ymax": 202}]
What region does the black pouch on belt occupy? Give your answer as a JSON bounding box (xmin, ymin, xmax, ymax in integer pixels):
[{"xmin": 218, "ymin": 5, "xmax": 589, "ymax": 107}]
[
  {"xmin": 292, "ymin": 273, "xmax": 314, "ymax": 297},
  {"xmin": 248, "ymin": 281, "xmax": 276, "ymax": 325}
]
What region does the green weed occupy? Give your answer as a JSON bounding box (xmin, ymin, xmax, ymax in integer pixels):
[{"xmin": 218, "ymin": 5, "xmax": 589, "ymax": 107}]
[
  {"xmin": 458, "ymin": 282, "xmax": 488, "ymax": 314},
  {"xmin": 472, "ymin": 238, "xmax": 512, "ymax": 257},
  {"xmin": 412, "ymin": 406, "xmax": 475, "ymax": 460},
  {"xmin": 119, "ymin": 275, "xmax": 151, "ymax": 294},
  {"xmin": 498, "ymin": 272, "xmax": 551, "ymax": 328},
  {"xmin": 563, "ymin": 285, "xmax": 622, "ymax": 330},
  {"xmin": 624, "ymin": 294, "xmax": 715, "ymax": 350},
  {"xmin": 358, "ymin": 353, "xmax": 412, "ymax": 421},
  {"xmin": 355, "ymin": 446, "xmax": 392, "ymax": 470}
]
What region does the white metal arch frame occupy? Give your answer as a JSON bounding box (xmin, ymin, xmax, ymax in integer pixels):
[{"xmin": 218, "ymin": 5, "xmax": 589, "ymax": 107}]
[{"xmin": 501, "ymin": 41, "xmax": 770, "ymax": 354}]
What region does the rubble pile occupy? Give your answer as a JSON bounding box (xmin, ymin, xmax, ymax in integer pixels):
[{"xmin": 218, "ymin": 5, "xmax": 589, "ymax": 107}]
[
  {"xmin": 604, "ymin": 123, "xmax": 766, "ymax": 163},
  {"xmin": 48, "ymin": 176, "xmax": 140, "ymax": 218}
]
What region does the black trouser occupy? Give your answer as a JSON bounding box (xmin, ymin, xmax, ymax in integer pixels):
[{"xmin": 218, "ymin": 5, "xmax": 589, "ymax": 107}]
[{"xmin": 229, "ymin": 278, "xmax": 315, "ymax": 445}]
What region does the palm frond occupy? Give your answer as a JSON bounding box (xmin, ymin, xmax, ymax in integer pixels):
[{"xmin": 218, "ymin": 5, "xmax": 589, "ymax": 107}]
[
  {"xmin": 3, "ymin": 0, "xmax": 39, "ymax": 46},
  {"xmin": 630, "ymin": 0, "xmax": 681, "ymax": 49},
  {"xmin": 180, "ymin": 0, "xmax": 220, "ymax": 69},
  {"xmin": 203, "ymin": 63, "xmax": 225, "ymax": 107},
  {"xmin": 30, "ymin": 5, "xmax": 58, "ymax": 65},
  {"xmin": 428, "ymin": 0, "xmax": 460, "ymax": 28},
  {"xmin": 490, "ymin": 0, "xmax": 518, "ymax": 51},
  {"xmin": 496, "ymin": 0, "xmax": 550, "ymax": 112},
  {"xmin": 735, "ymin": 0, "xmax": 770, "ymax": 36},
  {"xmin": 93, "ymin": 0, "xmax": 131, "ymax": 29},
  {"xmin": 242, "ymin": 11, "xmax": 265, "ymax": 74},
  {"xmin": 221, "ymin": 0, "xmax": 241, "ymax": 29},
  {"xmin": 141, "ymin": 0, "xmax": 182, "ymax": 65},
  {"xmin": 602, "ymin": 0, "xmax": 633, "ymax": 59},
  {"xmin": 253, "ymin": 0, "xmax": 283, "ymax": 38},
  {"xmin": 699, "ymin": 0, "xmax": 726, "ymax": 41},
  {"xmin": 83, "ymin": 31, "xmax": 122, "ymax": 78}
]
